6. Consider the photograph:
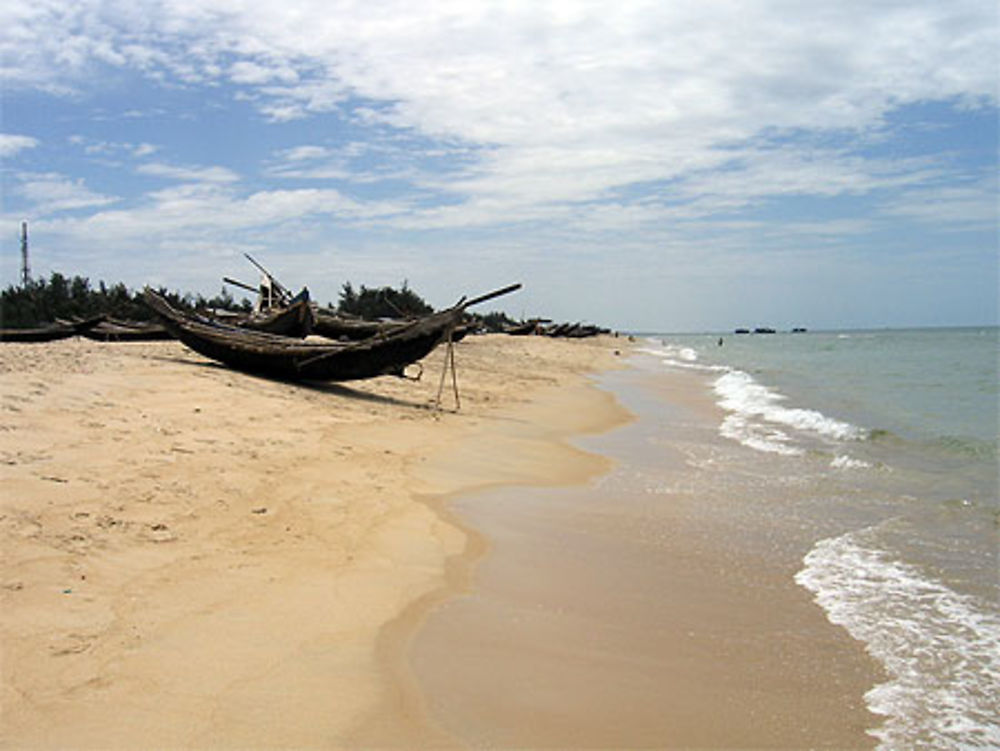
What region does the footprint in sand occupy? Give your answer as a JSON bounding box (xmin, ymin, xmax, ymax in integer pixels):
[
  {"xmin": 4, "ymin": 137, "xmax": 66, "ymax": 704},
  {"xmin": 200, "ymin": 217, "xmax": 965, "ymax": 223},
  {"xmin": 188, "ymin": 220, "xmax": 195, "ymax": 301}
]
[
  {"xmin": 49, "ymin": 633, "xmax": 94, "ymax": 657},
  {"xmin": 55, "ymin": 532, "xmax": 92, "ymax": 553},
  {"xmin": 141, "ymin": 523, "xmax": 176, "ymax": 543},
  {"xmin": 3, "ymin": 512, "xmax": 43, "ymax": 539}
]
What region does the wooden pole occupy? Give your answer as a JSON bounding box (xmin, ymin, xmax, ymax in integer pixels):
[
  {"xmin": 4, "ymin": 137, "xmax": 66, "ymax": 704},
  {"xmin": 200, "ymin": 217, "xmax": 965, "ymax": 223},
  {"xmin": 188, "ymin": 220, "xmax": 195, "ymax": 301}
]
[
  {"xmin": 244, "ymin": 253, "xmax": 291, "ymax": 303},
  {"xmin": 449, "ymin": 338, "xmax": 460, "ymax": 410},
  {"xmin": 223, "ymin": 277, "xmax": 259, "ymax": 294},
  {"xmin": 461, "ymin": 283, "xmax": 522, "ymax": 310},
  {"xmin": 435, "ymin": 330, "xmax": 461, "ymax": 411}
]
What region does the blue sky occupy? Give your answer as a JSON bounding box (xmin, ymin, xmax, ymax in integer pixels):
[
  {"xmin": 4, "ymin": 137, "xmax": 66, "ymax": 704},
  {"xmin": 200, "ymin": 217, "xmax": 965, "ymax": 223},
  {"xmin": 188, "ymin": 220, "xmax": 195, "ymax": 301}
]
[{"xmin": 1, "ymin": 0, "xmax": 997, "ymax": 331}]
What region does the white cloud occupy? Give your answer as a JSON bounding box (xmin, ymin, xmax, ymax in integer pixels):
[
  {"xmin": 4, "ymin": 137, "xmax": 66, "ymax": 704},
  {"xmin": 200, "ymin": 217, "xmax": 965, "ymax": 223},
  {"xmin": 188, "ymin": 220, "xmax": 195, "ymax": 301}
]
[
  {"xmin": 279, "ymin": 145, "xmax": 331, "ymax": 162},
  {"xmin": 39, "ymin": 182, "xmax": 404, "ymax": 247},
  {"xmin": 5, "ymin": 3, "xmax": 994, "ymax": 143},
  {"xmin": 137, "ymin": 162, "xmax": 241, "ymax": 183},
  {"xmin": 12, "ymin": 171, "xmax": 118, "ymax": 214},
  {"xmin": 1, "ymin": 1, "xmax": 995, "ymax": 327},
  {"xmin": 0, "ymin": 133, "xmax": 39, "ymax": 157},
  {"xmin": 211, "ymin": 0, "xmax": 991, "ymax": 222},
  {"xmin": 879, "ymin": 178, "xmax": 998, "ymax": 228},
  {"xmin": 229, "ymin": 59, "xmax": 299, "ymax": 85},
  {"xmin": 68, "ymin": 135, "xmax": 161, "ymax": 159}
]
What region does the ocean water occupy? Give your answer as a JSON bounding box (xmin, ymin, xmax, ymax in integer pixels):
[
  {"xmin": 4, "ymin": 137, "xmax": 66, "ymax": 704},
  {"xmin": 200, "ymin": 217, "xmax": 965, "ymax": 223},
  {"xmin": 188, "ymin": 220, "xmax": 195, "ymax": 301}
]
[{"xmin": 639, "ymin": 327, "xmax": 999, "ymax": 749}]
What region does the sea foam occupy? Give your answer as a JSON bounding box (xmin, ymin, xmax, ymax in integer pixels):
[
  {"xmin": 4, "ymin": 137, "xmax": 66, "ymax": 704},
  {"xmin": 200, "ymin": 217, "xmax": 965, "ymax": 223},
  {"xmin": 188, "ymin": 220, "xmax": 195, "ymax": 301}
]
[
  {"xmin": 796, "ymin": 530, "xmax": 1000, "ymax": 749},
  {"xmin": 830, "ymin": 454, "xmax": 873, "ymax": 469},
  {"xmin": 712, "ymin": 369, "xmax": 867, "ymax": 454},
  {"xmin": 644, "ymin": 338, "xmax": 867, "ymax": 455},
  {"xmin": 638, "ymin": 343, "xmax": 722, "ymax": 372}
]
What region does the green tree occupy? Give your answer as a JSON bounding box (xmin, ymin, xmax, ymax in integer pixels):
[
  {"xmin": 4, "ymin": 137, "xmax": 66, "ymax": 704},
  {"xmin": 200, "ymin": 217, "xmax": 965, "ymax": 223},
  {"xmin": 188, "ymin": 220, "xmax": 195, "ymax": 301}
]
[
  {"xmin": 337, "ymin": 280, "xmax": 433, "ymax": 319},
  {"xmin": 1, "ymin": 273, "xmax": 253, "ymax": 328}
]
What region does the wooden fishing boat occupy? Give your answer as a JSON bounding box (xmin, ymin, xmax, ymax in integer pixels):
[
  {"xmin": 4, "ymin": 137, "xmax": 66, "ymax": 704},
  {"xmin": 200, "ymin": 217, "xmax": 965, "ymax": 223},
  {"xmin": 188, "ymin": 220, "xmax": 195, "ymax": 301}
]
[
  {"xmin": 81, "ymin": 319, "xmax": 173, "ymax": 342},
  {"xmin": 1, "ymin": 316, "xmax": 104, "ymax": 343},
  {"xmin": 234, "ymin": 297, "xmax": 314, "ymax": 337},
  {"xmin": 311, "ymin": 310, "xmax": 409, "ymax": 341},
  {"xmin": 542, "ymin": 321, "xmax": 607, "ymax": 338},
  {"xmin": 543, "ymin": 322, "xmax": 574, "ymax": 337},
  {"xmin": 451, "ymin": 323, "xmax": 474, "ymax": 342},
  {"xmin": 143, "ymin": 284, "xmax": 520, "ymax": 382},
  {"xmin": 503, "ymin": 319, "xmax": 547, "ymax": 336},
  {"xmin": 561, "ymin": 323, "xmax": 606, "ymax": 338},
  {"xmin": 311, "ymin": 311, "xmax": 469, "ymax": 342}
]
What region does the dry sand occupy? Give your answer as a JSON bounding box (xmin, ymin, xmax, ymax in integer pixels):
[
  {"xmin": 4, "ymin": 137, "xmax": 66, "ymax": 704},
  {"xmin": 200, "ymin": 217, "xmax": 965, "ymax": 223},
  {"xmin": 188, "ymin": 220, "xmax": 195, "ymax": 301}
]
[{"xmin": 0, "ymin": 334, "xmax": 629, "ymax": 748}]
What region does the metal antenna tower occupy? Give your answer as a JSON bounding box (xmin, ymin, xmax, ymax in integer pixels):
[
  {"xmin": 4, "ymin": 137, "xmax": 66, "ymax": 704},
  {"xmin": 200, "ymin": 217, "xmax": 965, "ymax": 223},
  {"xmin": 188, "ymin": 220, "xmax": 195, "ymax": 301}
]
[{"xmin": 20, "ymin": 221, "xmax": 31, "ymax": 286}]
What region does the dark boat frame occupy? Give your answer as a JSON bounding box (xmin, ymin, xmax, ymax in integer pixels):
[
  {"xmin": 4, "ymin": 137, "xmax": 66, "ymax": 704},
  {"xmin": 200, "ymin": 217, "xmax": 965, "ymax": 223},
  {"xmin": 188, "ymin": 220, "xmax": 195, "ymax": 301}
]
[
  {"xmin": 1, "ymin": 316, "xmax": 104, "ymax": 343},
  {"xmin": 81, "ymin": 318, "xmax": 173, "ymax": 342},
  {"xmin": 311, "ymin": 310, "xmax": 409, "ymax": 341},
  {"xmin": 234, "ymin": 298, "xmax": 314, "ymax": 337},
  {"xmin": 502, "ymin": 319, "xmax": 545, "ymax": 336},
  {"xmin": 144, "ymin": 284, "xmax": 519, "ymax": 382}
]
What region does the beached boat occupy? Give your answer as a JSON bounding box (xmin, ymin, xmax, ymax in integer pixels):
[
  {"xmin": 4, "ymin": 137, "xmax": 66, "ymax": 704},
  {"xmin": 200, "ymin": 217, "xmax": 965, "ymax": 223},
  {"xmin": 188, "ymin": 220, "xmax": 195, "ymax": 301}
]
[
  {"xmin": 80, "ymin": 318, "xmax": 173, "ymax": 342},
  {"xmin": 1, "ymin": 316, "xmax": 104, "ymax": 343},
  {"xmin": 311, "ymin": 309, "xmax": 410, "ymax": 341},
  {"xmin": 233, "ymin": 297, "xmax": 315, "ymax": 337},
  {"xmin": 540, "ymin": 321, "xmax": 609, "ymax": 338},
  {"xmin": 312, "ymin": 313, "xmax": 476, "ymax": 343},
  {"xmin": 502, "ymin": 319, "xmax": 545, "ymax": 336},
  {"xmin": 562, "ymin": 323, "xmax": 608, "ymax": 338},
  {"xmin": 143, "ymin": 284, "xmax": 520, "ymax": 382}
]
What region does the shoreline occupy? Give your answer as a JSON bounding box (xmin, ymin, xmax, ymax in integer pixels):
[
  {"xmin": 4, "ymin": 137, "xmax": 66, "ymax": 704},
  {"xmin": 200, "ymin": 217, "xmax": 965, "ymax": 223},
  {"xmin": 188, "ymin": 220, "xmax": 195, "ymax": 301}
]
[
  {"xmin": 408, "ymin": 359, "xmax": 882, "ymax": 749},
  {"xmin": 3, "ymin": 333, "xmax": 883, "ymax": 748},
  {"xmin": 350, "ymin": 378, "xmax": 633, "ymax": 747},
  {"xmin": 0, "ymin": 333, "xmax": 630, "ymax": 748}
]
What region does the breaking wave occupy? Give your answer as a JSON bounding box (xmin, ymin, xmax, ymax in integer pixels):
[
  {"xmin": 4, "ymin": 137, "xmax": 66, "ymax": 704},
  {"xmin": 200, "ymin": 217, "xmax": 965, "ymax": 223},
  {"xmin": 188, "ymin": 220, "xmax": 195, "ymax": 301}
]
[
  {"xmin": 712, "ymin": 370, "xmax": 867, "ymax": 455},
  {"xmin": 796, "ymin": 529, "xmax": 1000, "ymax": 749}
]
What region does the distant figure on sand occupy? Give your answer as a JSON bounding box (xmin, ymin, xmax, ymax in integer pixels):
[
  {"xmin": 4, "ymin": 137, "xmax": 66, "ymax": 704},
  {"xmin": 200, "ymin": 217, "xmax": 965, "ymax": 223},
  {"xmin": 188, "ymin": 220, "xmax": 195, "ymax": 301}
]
[{"xmin": 718, "ymin": 337, "xmax": 724, "ymax": 346}]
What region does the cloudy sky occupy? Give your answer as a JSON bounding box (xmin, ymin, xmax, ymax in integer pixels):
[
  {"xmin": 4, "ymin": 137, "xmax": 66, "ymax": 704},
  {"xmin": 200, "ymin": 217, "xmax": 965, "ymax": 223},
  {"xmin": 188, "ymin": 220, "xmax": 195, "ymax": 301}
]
[{"xmin": 1, "ymin": 0, "xmax": 996, "ymax": 331}]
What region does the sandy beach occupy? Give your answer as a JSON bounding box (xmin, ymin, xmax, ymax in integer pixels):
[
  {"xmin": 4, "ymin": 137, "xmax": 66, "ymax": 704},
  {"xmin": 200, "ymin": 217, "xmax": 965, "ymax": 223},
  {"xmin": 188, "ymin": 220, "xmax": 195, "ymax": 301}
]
[{"xmin": 0, "ymin": 333, "xmax": 629, "ymax": 748}]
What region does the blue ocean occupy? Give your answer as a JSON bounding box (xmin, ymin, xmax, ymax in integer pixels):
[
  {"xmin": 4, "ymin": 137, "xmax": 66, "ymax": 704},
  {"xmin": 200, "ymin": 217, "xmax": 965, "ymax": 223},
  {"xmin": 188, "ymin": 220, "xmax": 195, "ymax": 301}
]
[{"xmin": 639, "ymin": 327, "xmax": 999, "ymax": 749}]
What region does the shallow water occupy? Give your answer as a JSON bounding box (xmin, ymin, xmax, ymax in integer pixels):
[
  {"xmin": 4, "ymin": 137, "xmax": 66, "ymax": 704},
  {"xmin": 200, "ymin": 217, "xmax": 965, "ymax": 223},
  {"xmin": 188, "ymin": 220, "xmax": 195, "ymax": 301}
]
[
  {"xmin": 412, "ymin": 360, "xmax": 884, "ymax": 747},
  {"xmin": 640, "ymin": 327, "xmax": 999, "ymax": 749}
]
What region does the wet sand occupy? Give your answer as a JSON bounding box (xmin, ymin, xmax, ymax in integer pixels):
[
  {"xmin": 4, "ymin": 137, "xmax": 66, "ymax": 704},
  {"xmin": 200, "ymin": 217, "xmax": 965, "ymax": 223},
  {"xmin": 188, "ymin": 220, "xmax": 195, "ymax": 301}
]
[{"xmin": 411, "ymin": 363, "xmax": 883, "ymax": 748}]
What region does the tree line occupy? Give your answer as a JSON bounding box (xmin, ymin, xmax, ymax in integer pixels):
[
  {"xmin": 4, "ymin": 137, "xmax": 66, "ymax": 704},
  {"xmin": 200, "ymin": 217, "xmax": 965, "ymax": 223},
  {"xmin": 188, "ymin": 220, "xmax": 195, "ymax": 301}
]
[
  {"xmin": 0, "ymin": 273, "xmax": 253, "ymax": 329},
  {"xmin": 333, "ymin": 281, "xmax": 433, "ymax": 320},
  {"xmin": 1, "ymin": 273, "xmax": 452, "ymax": 329},
  {"xmin": 332, "ymin": 282, "xmax": 517, "ymax": 331}
]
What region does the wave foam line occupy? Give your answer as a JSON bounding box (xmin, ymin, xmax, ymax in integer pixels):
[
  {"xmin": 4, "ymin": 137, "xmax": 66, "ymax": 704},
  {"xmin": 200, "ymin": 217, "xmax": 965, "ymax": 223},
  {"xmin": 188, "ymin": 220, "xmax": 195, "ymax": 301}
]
[
  {"xmin": 796, "ymin": 531, "xmax": 1000, "ymax": 749},
  {"xmin": 638, "ymin": 342, "xmax": 727, "ymax": 373},
  {"xmin": 712, "ymin": 370, "xmax": 867, "ymax": 454}
]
